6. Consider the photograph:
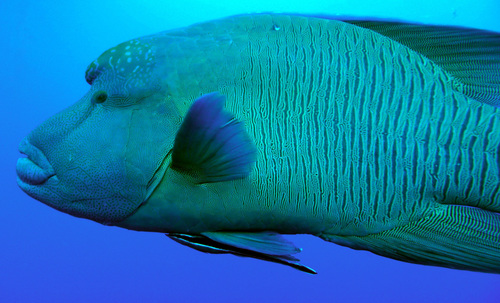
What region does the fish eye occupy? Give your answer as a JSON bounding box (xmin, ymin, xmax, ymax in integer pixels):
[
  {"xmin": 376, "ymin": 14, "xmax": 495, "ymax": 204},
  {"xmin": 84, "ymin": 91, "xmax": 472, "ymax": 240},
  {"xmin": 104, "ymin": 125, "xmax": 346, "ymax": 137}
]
[{"xmin": 92, "ymin": 91, "xmax": 108, "ymax": 104}]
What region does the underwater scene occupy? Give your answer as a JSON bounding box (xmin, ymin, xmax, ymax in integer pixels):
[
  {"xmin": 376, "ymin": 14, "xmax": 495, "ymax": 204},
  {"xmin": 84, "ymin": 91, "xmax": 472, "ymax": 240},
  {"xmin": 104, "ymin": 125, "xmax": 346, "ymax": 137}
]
[{"xmin": 2, "ymin": 0, "xmax": 500, "ymax": 302}]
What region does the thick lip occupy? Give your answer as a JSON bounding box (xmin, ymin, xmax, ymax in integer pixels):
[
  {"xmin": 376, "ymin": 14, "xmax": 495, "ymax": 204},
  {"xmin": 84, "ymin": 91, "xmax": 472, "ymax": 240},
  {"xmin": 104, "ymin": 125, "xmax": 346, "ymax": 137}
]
[{"xmin": 16, "ymin": 137, "xmax": 55, "ymax": 185}]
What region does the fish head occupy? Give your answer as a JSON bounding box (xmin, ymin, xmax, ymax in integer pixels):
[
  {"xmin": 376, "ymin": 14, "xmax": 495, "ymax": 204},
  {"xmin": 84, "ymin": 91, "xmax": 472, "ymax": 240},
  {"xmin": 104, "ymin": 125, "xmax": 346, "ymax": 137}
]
[{"xmin": 16, "ymin": 37, "xmax": 180, "ymax": 225}]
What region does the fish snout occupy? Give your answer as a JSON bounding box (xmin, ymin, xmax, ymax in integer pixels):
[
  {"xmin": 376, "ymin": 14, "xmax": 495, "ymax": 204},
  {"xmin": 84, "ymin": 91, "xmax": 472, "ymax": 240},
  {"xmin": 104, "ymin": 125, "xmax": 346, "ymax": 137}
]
[{"xmin": 17, "ymin": 137, "xmax": 55, "ymax": 186}]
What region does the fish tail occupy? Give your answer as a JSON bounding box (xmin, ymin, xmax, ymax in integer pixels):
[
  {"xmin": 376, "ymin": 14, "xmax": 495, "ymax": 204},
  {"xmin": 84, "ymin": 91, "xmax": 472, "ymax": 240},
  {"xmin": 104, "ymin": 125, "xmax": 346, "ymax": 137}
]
[{"xmin": 319, "ymin": 204, "xmax": 500, "ymax": 273}]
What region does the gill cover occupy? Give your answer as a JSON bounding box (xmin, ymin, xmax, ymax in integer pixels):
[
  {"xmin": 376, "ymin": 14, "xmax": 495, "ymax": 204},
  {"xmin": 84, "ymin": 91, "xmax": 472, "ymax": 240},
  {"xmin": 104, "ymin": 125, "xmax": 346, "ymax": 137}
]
[{"xmin": 17, "ymin": 34, "xmax": 179, "ymax": 225}]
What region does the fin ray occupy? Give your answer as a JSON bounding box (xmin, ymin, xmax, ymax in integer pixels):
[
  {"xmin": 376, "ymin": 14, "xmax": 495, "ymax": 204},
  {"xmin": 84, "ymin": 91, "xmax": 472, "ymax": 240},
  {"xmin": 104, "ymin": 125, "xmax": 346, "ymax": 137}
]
[
  {"xmin": 202, "ymin": 231, "xmax": 302, "ymax": 256},
  {"xmin": 320, "ymin": 205, "xmax": 500, "ymax": 273},
  {"xmin": 171, "ymin": 92, "xmax": 256, "ymax": 183},
  {"xmin": 346, "ymin": 20, "xmax": 500, "ymax": 105},
  {"xmin": 168, "ymin": 232, "xmax": 316, "ymax": 274}
]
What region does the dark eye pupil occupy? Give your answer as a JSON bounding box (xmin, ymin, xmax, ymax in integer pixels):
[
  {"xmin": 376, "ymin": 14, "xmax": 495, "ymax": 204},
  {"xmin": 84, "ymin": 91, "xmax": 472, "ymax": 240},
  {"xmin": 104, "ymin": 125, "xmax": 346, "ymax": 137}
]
[{"xmin": 94, "ymin": 91, "xmax": 108, "ymax": 103}]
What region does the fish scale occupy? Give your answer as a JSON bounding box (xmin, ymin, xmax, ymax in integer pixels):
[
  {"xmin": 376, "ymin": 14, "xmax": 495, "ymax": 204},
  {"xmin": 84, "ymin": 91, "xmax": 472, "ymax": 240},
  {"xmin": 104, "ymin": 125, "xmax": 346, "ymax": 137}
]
[
  {"xmin": 17, "ymin": 14, "xmax": 500, "ymax": 273},
  {"xmin": 166, "ymin": 15, "xmax": 499, "ymax": 234},
  {"xmin": 215, "ymin": 16, "xmax": 446, "ymax": 233}
]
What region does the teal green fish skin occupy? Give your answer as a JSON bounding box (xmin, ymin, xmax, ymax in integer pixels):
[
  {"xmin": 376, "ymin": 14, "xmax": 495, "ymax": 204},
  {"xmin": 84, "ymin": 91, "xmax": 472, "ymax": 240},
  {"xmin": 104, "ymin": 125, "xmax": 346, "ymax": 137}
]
[
  {"xmin": 17, "ymin": 14, "xmax": 500, "ymax": 273},
  {"xmin": 127, "ymin": 14, "xmax": 500, "ymax": 234}
]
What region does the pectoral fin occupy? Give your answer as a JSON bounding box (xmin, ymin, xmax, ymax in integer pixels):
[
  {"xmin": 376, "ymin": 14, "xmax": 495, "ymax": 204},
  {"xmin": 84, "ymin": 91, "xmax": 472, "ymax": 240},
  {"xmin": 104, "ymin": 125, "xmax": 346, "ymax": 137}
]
[
  {"xmin": 167, "ymin": 232, "xmax": 316, "ymax": 274},
  {"xmin": 171, "ymin": 92, "xmax": 256, "ymax": 184}
]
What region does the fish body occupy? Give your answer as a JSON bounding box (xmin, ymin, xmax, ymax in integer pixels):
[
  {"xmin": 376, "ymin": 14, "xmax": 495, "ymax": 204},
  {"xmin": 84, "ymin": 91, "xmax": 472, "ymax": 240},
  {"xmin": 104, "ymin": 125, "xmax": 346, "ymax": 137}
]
[{"xmin": 17, "ymin": 14, "xmax": 500, "ymax": 273}]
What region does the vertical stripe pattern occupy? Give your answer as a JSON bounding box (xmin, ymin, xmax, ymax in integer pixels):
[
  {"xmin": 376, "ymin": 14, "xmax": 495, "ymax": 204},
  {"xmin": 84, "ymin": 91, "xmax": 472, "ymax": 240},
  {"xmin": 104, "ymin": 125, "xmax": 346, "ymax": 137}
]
[{"xmin": 162, "ymin": 15, "xmax": 500, "ymax": 235}]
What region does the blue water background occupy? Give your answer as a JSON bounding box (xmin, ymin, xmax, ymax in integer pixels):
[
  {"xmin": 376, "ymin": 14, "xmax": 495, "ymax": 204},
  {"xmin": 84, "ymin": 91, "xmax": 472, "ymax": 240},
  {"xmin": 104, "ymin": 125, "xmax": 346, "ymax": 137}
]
[{"xmin": 2, "ymin": 1, "xmax": 500, "ymax": 302}]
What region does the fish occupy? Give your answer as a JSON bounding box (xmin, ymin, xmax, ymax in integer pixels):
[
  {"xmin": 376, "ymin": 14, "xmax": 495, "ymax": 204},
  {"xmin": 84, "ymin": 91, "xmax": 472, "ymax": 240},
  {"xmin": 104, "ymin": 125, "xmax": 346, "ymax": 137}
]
[{"xmin": 16, "ymin": 14, "xmax": 500, "ymax": 274}]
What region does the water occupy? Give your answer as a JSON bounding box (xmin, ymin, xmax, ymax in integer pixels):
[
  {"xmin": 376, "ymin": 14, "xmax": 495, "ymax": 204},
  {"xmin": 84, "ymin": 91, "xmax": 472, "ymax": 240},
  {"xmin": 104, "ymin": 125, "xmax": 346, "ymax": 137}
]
[{"xmin": 2, "ymin": 0, "xmax": 500, "ymax": 302}]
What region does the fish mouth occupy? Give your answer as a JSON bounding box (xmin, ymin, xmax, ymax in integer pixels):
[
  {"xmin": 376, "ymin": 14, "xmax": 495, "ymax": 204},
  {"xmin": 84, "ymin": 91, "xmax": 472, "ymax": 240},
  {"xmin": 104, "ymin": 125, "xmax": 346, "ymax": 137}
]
[{"xmin": 16, "ymin": 137, "xmax": 55, "ymax": 185}]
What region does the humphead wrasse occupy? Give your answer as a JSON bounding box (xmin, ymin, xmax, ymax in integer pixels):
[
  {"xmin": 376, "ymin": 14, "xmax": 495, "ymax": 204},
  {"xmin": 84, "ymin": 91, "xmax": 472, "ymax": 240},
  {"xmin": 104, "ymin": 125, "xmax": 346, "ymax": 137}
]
[{"xmin": 16, "ymin": 14, "xmax": 500, "ymax": 274}]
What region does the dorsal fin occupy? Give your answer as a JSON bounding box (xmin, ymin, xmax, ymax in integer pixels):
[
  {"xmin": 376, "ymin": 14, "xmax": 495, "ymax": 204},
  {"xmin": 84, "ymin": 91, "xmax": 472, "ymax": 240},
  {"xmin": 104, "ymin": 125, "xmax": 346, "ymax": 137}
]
[{"xmin": 346, "ymin": 20, "xmax": 500, "ymax": 106}]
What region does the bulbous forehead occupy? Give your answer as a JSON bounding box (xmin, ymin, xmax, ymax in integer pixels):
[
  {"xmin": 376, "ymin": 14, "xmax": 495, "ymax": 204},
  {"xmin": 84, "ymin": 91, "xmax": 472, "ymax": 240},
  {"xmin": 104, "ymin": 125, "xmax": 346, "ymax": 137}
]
[{"xmin": 85, "ymin": 38, "xmax": 156, "ymax": 86}]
